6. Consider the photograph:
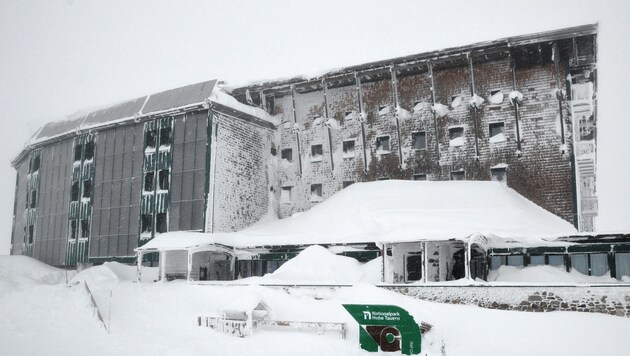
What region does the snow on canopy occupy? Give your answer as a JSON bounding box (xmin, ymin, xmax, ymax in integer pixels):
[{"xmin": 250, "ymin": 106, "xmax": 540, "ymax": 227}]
[{"xmin": 140, "ymin": 180, "xmax": 577, "ymax": 251}]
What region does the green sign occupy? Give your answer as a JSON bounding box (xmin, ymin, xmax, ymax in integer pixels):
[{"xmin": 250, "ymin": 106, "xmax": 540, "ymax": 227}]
[{"xmin": 343, "ymin": 304, "xmax": 421, "ymax": 355}]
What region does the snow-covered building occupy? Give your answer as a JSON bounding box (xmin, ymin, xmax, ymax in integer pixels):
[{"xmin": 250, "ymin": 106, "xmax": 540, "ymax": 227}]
[{"xmin": 11, "ymin": 24, "xmax": 602, "ymax": 269}]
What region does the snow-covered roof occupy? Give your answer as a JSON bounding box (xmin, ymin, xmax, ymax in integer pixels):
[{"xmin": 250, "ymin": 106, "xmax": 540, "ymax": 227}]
[
  {"xmin": 14, "ymin": 79, "xmax": 278, "ymax": 166},
  {"xmin": 139, "ymin": 180, "xmax": 577, "ymax": 251}
]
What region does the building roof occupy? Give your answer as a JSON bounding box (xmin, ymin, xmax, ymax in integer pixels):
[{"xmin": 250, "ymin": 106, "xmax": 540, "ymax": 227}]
[
  {"xmin": 139, "ymin": 180, "xmax": 578, "ymax": 251},
  {"xmin": 13, "ymin": 79, "xmax": 278, "ymax": 166}
]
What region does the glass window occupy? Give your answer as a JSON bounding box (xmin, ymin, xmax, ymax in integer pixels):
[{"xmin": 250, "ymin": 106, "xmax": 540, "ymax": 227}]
[
  {"xmin": 589, "ymin": 253, "xmax": 608, "ymax": 277},
  {"xmin": 80, "ymin": 219, "xmax": 90, "ymax": 238},
  {"xmin": 571, "ymin": 254, "xmax": 589, "ymax": 275},
  {"xmin": 450, "ymin": 171, "xmax": 465, "ymax": 181},
  {"xmin": 144, "ymin": 172, "xmax": 155, "ymax": 192},
  {"xmin": 615, "ymin": 253, "xmax": 630, "ymax": 280},
  {"xmin": 530, "ymin": 255, "xmax": 545, "ymax": 265},
  {"xmin": 27, "ymin": 225, "xmax": 34, "ymax": 244},
  {"xmin": 159, "ymin": 127, "xmax": 171, "ymax": 146},
  {"xmin": 71, "ymin": 181, "xmax": 80, "ymax": 202},
  {"xmin": 490, "ymin": 256, "xmax": 506, "ymax": 270},
  {"xmin": 70, "ymin": 220, "xmax": 78, "ymax": 240},
  {"xmin": 85, "ymin": 141, "xmax": 95, "ymax": 160},
  {"xmin": 376, "ymin": 136, "xmax": 390, "ymax": 153},
  {"xmin": 342, "ymin": 181, "xmax": 354, "ymax": 189},
  {"xmin": 82, "ymin": 180, "xmax": 92, "ymax": 199},
  {"xmin": 406, "ymin": 253, "xmax": 422, "ymax": 282},
  {"xmin": 411, "ymin": 132, "xmax": 426, "ymax": 150},
  {"xmin": 548, "ymin": 255, "xmax": 564, "ymax": 266},
  {"xmin": 266, "ymin": 260, "xmax": 285, "ymax": 274},
  {"xmin": 489, "ymin": 122, "xmax": 505, "ymax": 138},
  {"xmin": 74, "ymin": 144, "xmax": 83, "ymax": 162},
  {"xmin": 31, "ymin": 155, "xmax": 40, "ymax": 173},
  {"xmin": 311, "ymin": 144, "xmax": 323, "ymax": 161},
  {"xmin": 491, "ymin": 167, "xmax": 507, "ymax": 184},
  {"xmin": 412, "ymin": 174, "xmax": 427, "ymax": 181},
  {"xmin": 342, "ymin": 140, "xmax": 355, "ymax": 157},
  {"xmin": 158, "ymin": 170, "xmax": 169, "ymax": 190},
  {"xmin": 280, "ymin": 186, "xmax": 292, "ymax": 204},
  {"xmin": 145, "ymin": 130, "xmax": 156, "ymax": 149},
  {"xmin": 281, "ymin": 148, "xmax": 293, "ymax": 162},
  {"xmin": 449, "ymin": 127, "xmax": 464, "ymax": 140},
  {"xmin": 310, "ymin": 184, "xmax": 322, "ymax": 202},
  {"xmin": 30, "ymin": 190, "xmax": 37, "ymax": 209},
  {"xmin": 507, "ymin": 255, "xmax": 524, "ymax": 267},
  {"xmin": 141, "ymin": 214, "xmax": 153, "ymax": 233},
  {"xmin": 156, "ymin": 213, "xmax": 167, "ymax": 233}
]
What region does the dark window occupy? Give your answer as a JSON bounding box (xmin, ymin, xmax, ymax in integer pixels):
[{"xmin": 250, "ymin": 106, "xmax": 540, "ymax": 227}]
[
  {"xmin": 281, "ymin": 148, "xmax": 293, "ymax": 162},
  {"xmin": 159, "ymin": 127, "xmax": 171, "ymax": 146},
  {"xmin": 507, "ymin": 255, "xmax": 524, "ymax": 267},
  {"xmin": 144, "ymin": 172, "xmax": 155, "ymax": 192},
  {"xmin": 491, "ymin": 167, "xmax": 507, "ymax": 184},
  {"xmin": 344, "ymin": 111, "xmax": 354, "ymax": 118},
  {"xmin": 342, "ymin": 181, "xmax": 354, "ymax": 189},
  {"xmin": 376, "ymin": 136, "xmax": 390, "ymax": 152},
  {"xmin": 71, "ymin": 181, "xmax": 80, "ymax": 201},
  {"xmin": 342, "ymin": 140, "xmax": 355, "ymax": 156},
  {"xmin": 548, "ymin": 255, "xmax": 564, "ymax": 266},
  {"xmin": 310, "ymin": 184, "xmax": 322, "ymax": 201},
  {"xmin": 406, "ymin": 253, "xmax": 423, "ymax": 282},
  {"xmin": 85, "ymin": 141, "xmax": 95, "ymax": 160},
  {"xmin": 311, "ymin": 144, "xmax": 323, "ymax": 160},
  {"xmin": 271, "ymin": 147, "xmax": 277, "ymax": 156},
  {"xmin": 31, "ymin": 155, "xmax": 40, "ymax": 173},
  {"xmin": 80, "ymin": 219, "xmax": 90, "ymax": 238},
  {"xmin": 449, "ymin": 127, "xmax": 464, "ymax": 140},
  {"xmin": 489, "ymin": 122, "xmax": 505, "ymax": 138},
  {"xmin": 377, "ymin": 177, "xmax": 389, "ymax": 181},
  {"xmin": 145, "ymin": 130, "xmax": 156, "ymax": 149},
  {"xmin": 30, "ymin": 190, "xmax": 37, "ymax": 208},
  {"xmin": 141, "ymin": 214, "xmax": 153, "ymax": 233},
  {"xmin": 412, "ymin": 174, "xmax": 427, "ymax": 181},
  {"xmin": 490, "ymin": 256, "xmax": 507, "ymax": 270},
  {"xmin": 530, "ymin": 255, "xmax": 545, "ymax": 265},
  {"xmin": 70, "ymin": 220, "xmax": 78, "ymax": 240},
  {"xmin": 158, "ymin": 170, "xmax": 169, "ymax": 190},
  {"xmin": 27, "ymin": 225, "xmax": 34, "ymax": 244},
  {"xmin": 82, "ymin": 180, "xmax": 92, "ymax": 198},
  {"xmin": 378, "ymin": 105, "xmax": 388, "ymax": 114},
  {"xmin": 450, "ymin": 171, "xmax": 465, "ymax": 181},
  {"xmin": 411, "ymin": 132, "xmax": 426, "ymax": 150},
  {"xmin": 156, "ymin": 213, "xmax": 167, "ymax": 233},
  {"xmin": 74, "ymin": 144, "xmax": 83, "ymax": 162}
]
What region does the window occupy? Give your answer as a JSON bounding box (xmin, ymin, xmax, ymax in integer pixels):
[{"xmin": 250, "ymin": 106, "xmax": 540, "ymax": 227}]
[
  {"xmin": 74, "ymin": 144, "xmax": 83, "ymax": 162},
  {"xmin": 342, "ymin": 140, "xmax": 355, "ymax": 158},
  {"xmin": 311, "ymin": 144, "xmax": 323, "ymax": 162},
  {"xmin": 144, "ymin": 172, "xmax": 155, "ymax": 192},
  {"xmin": 85, "ymin": 141, "xmax": 95, "ymax": 160},
  {"xmin": 70, "ymin": 220, "xmax": 78, "ymax": 240},
  {"xmin": 489, "ymin": 122, "xmax": 505, "ymax": 143},
  {"xmin": 30, "ymin": 155, "xmax": 40, "ymax": 173},
  {"xmin": 265, "ymin": 260, "xmax": 285, "ymax": 274},
  {"xmin": 530, "ymin": 255, "xmax": 545, "ymax": 265},
  {"xmin": 283, "ymin": 120, "xmax": 292, "ymax": 129},
  {"xmin": 449, "ymin": 126, "xmax": 464, "ymax": 147},
  {"xmin": 507, "ymin": 255, "xmax": 524, "ymax": 267},
  {"xmin": 615, "ymin": 253, "xmax": 630, "ymax": 280},
  {"xmin": 571, "ymin": 253, "xmax": 609, "ymax": 276},
  {"xmin": 342, "ymin": 181, "xmax": 354, "ymax": 189},
  {"xmin": 344, "ymin": 111, "xmax": 354, "ymax": 118},
  {"xmin": 281, "ymin": 148, "xmax": 293, "ymax": 162},
  {"xmin": 412, "ymin": 174, "xmax": 427, "ymax": 181},
  {"xmin": 491, "ymin": 167, "xmax": 507, "ymax": 184},
  {"xmin": 30, "ymin": 190, "xmax": 37, "ymax": 208},
  {"xmin": 548, "ymin": 255, "xmax": 564, "ymax": 266},
  {"xmin": 280, "ymin": 186, "xmax": 292, "ymax": 204},
  {"xmin": 376, "ymin": 136, "xmax": 390, "ymax": 153},
  {"xmin": 489, "ymin": 89, "xmax": 504, "ymax": 105},
  {"xmin": 450, "ymin": 171, "xmax": 465, "ymax": 181},
  {"xmin": 411, "ymin": 131, "xmax": 426, "ymax": 150},
  {"xmin": 27, "ymin": 225, "xmax": 34, "ymax": 244},
  {"xmin": 156, "ymin": 213, "xmax": 167, "ymax": 233},
  {"xmin": 71, "ymin": 181, "xmax": 80, "ymax": 202},
  {"xmin": 490, "ymin": 256, "xmax": 506, "ymax": 270},
  {"xmin": 159, "ymin": 127, "xmax": 171, "ymax": 146},
  {"xmin": 378, "ymin": 105, "xmax": 389, "ymax": 115},
  {"xmin": 82, "ymin": 180, "xmax": 92, "ymax": 199},
  {"xmin": 80, "ymin": 219, "xmax": 90, "ymax": 238},
  {"xmin": 145, "ymin": 129, "xmax": 156, "ymax": 149},
  {"xmin": 377, "ymin": 177, "xmax": 389, "ymax": 181},
  {"xmin": 405, "ymin": 252, "xmax": 423, "ymax": 282},
  {"xmin": 270, "ymin": 147, "xmax": 277, "ymax": 156},
  {"xmin": 310, "ymin": 184, "xmax": 322, "ymax": 202},
  {"xmin": 158, "ymin": 170, "xmax": 169, "ymax": 190},
  {"xmin": 141, "ymin": 214, "xmax": 153, "ymax": 234}
]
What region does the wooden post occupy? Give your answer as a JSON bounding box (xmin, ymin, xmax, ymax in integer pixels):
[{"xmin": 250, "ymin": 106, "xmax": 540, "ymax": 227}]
[{"xmin": 160, "ymin": 250, "xmax": 166, "ymax": 282}]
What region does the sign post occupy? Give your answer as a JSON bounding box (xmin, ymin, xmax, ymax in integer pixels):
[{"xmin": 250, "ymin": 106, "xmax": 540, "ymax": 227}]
[{"xmin": 343, "ymin": 304, "xmax": 421, "ymax": 355}]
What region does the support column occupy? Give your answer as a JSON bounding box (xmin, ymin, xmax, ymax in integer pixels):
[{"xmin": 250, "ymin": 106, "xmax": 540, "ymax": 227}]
[
  {"xmin": 322, "ymin": 78, "xmax": 335, "ymax": 171},
  {"xmin": 428, "ymin": 62, "xmax": 441, "ymax": 163},
  {"xmin": 136, "ymin": 252, "xmax": 143, "ymax": 283},
  {"xmin": 553, "ymin": 42, "xmax": 567, "ymax": 149},
  {"xmin": 468, "ymin": 55, "xmax": 481, "ymax": 160},
  {"xmin": 510, "ymin": 54, "xmax": 523, "ymax": 154},
  {"xmin": 290, "ymin": 86, "xmax": 303, "ymax": 176},
  {"xmin": 354, "ymin": 72, "xmax": 368, "ymax": 172},
  {"xmin": 187, "ymin": 250, "xmax": 193, "ymax": 281},
  {"xmin": 390, "ymin": 66, "xmax": 404, "ymax": 166},
  {"xmin": 464, "ymin": 242, "xmax": 471, "ymax": 280},
  {"xmin": 159, "ymin": 251, "xmax": 166, "ymax": 282}
]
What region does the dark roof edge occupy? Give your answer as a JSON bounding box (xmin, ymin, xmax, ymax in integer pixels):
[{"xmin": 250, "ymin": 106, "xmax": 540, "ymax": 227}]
[{"xmin": 232, "ymin": 23, "xmax": 597, "ymax": 93}]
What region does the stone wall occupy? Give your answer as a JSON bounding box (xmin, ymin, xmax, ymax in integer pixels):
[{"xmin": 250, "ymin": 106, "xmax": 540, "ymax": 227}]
[{"xmin": 385, "ymin": 285, "xmax": 630, "ymax": 317}]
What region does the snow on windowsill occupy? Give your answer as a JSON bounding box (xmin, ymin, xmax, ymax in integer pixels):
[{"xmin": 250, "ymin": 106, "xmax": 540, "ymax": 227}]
[
  {"xmin": 449, "ymin": 137, "xmax": 464, "ymax": 147},
  {"xmin": 342, "ymin": 152, "xmax": 355, "ymax": 159},
  {"xmin": 489, "ymin": 133, "xmax": 507, "ymax": 144},
  {"xmin": 309, "ymin": 196, "xmax": 323, "ymax": 203},
  {"xmin": 376, "ymin": 150, "xmax": 391, "ymax": 155},
  {"xmin": 310, "ymin": 156, "xmax": 322, "ymax": 163}
]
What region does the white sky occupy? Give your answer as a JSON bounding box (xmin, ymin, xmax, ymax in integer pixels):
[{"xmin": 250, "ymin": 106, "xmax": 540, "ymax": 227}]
[{"xmin": 1, "ymin": 0, "xmax": 629, "ymax": 254}]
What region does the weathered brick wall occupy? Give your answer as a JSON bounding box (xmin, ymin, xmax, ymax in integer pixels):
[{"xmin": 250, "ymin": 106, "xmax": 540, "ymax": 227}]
[
  {"xmin": 386, "ymin": 285, "xmax": 630, "ymax": 317},
  {"xmin": 210, "ymin": 112, "xmax": 276, "ymax": 232},
  {"xmin": 274, "ymin": 58, "xmax": 576, "ymax": 223}
]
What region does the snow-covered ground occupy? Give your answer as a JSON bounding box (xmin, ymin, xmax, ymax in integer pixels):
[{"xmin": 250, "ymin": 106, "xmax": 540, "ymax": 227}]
[{"xmin": 2, "ymin": 254, "xmax": 630, "ymax": 356}]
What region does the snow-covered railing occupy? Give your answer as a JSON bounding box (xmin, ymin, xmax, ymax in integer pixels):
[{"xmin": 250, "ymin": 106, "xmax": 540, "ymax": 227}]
[{"xmin": 197, "ymin": 316, "xmax": 347, "ymax": 339}]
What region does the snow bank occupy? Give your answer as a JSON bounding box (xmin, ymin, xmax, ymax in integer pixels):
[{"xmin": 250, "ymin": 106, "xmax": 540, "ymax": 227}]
[
  {"xmin": 70, "ymin": 262, "xmax": 139, "ymax": 285},
  {"xmin": 0, "ymin": 256, "xmax": 69, "ymax": 292},
  {"xmin": 267, "ymin": 245, "xmax": 377, "ymax": 284},
  {"xmin": 488, "ymin": 265, "xmax": 619, "ymax": 284}
]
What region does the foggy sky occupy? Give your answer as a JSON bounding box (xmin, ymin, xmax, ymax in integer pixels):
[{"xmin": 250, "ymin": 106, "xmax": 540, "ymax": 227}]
[{"xmin": 1, "ymin": 0, "xmax": 629, "ymax": 254}]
